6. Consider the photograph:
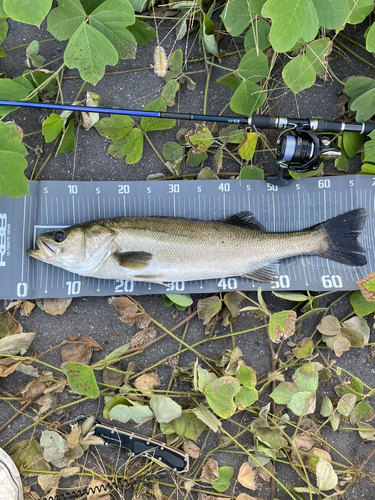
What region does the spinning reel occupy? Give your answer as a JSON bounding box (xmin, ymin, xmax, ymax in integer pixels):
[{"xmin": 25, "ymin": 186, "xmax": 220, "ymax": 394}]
[{"xmin": 268, "ymin": 127, "xmax": 342, "ymax": 186}]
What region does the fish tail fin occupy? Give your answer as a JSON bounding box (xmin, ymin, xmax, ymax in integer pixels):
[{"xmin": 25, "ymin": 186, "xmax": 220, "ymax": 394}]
[{"xmin": 315, "ymin": 208, "xmax": 367, "ymax": 266}]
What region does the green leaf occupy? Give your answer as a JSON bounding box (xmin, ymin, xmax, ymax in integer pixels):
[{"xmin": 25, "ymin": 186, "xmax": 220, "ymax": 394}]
[
  {"xmin": 283, "ymin": 55, "xmax": 316, "ymax": 93},
  {"xmin": 345, "ymin": 77, "xmax": 375, "ymax": 110},
  {"xmin": 230, "ymin": 80, "xmax": 266, "ymax": 115},
  {"xmin": 186, "ymin": 150, "xmax": 207, "ymax": 167},
  {"xmin": 64, "ymin": 23, "xmax": 118, "ymax": 85},
  {"xmin": 0, "ymin": 79, "xmax": 31, "ymax": 116},
  {"xmin": 187, "ymin": 125, "xmax": 214, "ymax": 153},
  {"xmin": 294, "ymin": 364, "xmax": 319, "ymax": 392},
  {"xmin": 269, "ymin": 310, "xmax": 296, "ymax": 342},
  {"xmin": 0, "ymin": 18, "xmax": 8, "ymax": 45},
  {"xmin": 212, "ymin": 466, "xmax": 234, "ymax": 493},
  {"xmin": 288, "ymin": 390, "xmax": 316, "ymax": 416},
  {"xmin": 197, "ymin": 296, "xmax": 222, "ymax": 325},
  {"xmin": 103, "ymin": 395, "xmax": 130, "ymax": 418},
  {"xmin": 9, "ymin": 438, "xmax": 50, "ymax": 477},
  {"xmin": 127, "ymin": 19, "xmax": 155, "ymax": 47},
  {"xmin": 335, "ymin": 137, "xmax": 350, "ymax": 172},
  {"xmin": 316, "ymin": 457, "xmax": 338, "ymax": 491},
  {"xmin": 31, "ymin": 69, "xmax": 57, "ymax": 90},
  {"xmin": 140, "ymin": 97, "xmax": 176, "ymax": 131},
  {"xmin": 293, "ymin": 338, "xmax": 314, "ymax": 358},
  {"xmin": 235, "ymin": 386, "xmax": 258, "ymax": 408},
  {"xmin": 56, "ymin": 118, "xmax": 75, "ymax": 154},
  {"xmin": 244, "ymin": 19, "xmax": 271, "ymax": 51},
  {"xmin": 335, "ymin": 378, "xmax": 363, "ymax": 402},
  {"xmin": 239, "ymin": 165, "xmax": 264, "ymax": 179},
  {"xmin": 109, "ymin": 401, "xmax": 154, "ymax": 423},
  {"xmin": 237, "ymin": 48, "xmax": 269, "ymax": 83},
  {"xmin": 360, "ymin": 163, "xmax": 375, "ymax": 174},
  {"xmin": 0, "ymin": 120, "xmax": 28, "ymax": 198},
  {"xmin": 80, "ymin": 0, "xmax": 105, "ymax": 14},
  {"xmin": 312, "ymin": 0, "xmax": 351, "ymax": 29},
  {"xmin": 164, "ymin": 293, "xmax": 192, "ymax": 307},
  {"xmin": 97, "ymin": 343, "xmax": 130, "ymax": 366},
  {"xmin": 235, "ymin": 364, "xmax": 257, "ymax": 389},
  {"xmin": 348, "ymin": 0, "xmax": 374, "ymax": 24},
  {"xmin": 272, "ymin": 291, "xmax": 308, "ymax": 301},
  {"xmin": 149, "ymin": 396, "xmax": 182, "ymax": 423},
  {"xmin": 350, "ymin": 291, "xmax": 375, "ymax": 316},
  {"xmin": 95, "ymin": 114, "xmax": 135, "ymax": 140},
  {"xmin": 221, "ymin": 0, "xmax": 251, "ymax": 36},
  {"xmin": 90, "ymin": 0, "xmax": 136, "ymax": 60},
  {"xmin": 63, "ymin": 362, "xmax": 100, "ymax": 399},
  {"xmin": 172, "ymin": 411, "xmax": 207, "ymax": 440},
  {"xmin": 194, "ymin": 362, "xmax": 218, "ymax": 393},
  {"xmin": 42, "ymin": 113, "xmax": 64, "ymax": 143},
  {"xmin": 127, "ymin": 0, "xmax": 150, "ymax": 11},
  {"xmin": 320, "ymin": 394, "xmax": 334, "ymax": 417},
  {"xmin": 0, "ymin": 0, "xmax": 7, "ymax": 18},
  {"xmin": 238, "ymin": 132, "xmax": 257, "ymax": 160},
  {"xmin": 216, "ymin": 72, "xmax": 242, "ymax": 91},
  {"xmin": 203, "ymin": 15, "xmax": 218, "ymax": 56},
  {"xmin": 248, "ymin": 0, "xmax": 267, "ymax": 13},
  {"xmin": 366, "ymin": 22, "xmax": 375, "ymax": 52},
  {"xmin": 205, "ymin": 376, "xmax": 241, "ymax": 418},
  {"xmin": 219, "ymin": 125, "xmax": 245, "ymax": 143},
  {"xmin": 164, "ymin": 48, "xmax": 183, "ymax": 82},
  {"xmin": 192, "ymin": 406, "xmax": 221, "ymax": 432},
  {"xmin": 161, "ymin": 79, "xmax": 179, "ymax": 107},
  {"xmin": 3, "ymin": 0, "xmax": 52, "ymax": 27},
  {"xmin": 25, "ymin": 40, "xmax": 45, "ymax": 68},
  {"xmin": 358, "ymin": 421, "xmax": 375, "ymax": 440},
  {"xmin": 306, "ymin": 37, "xmax": 331, "ymax": 74},
  {"xmin": 163, "ymin": 142, "xmax": 183, "ymax": 162},
  {"xmin": 47, "ymin": 0, "xmax": 86, "ymax": 40},
  {"xmin": 350, "ymin": 401, "xmax": 375, "ymax": 424},
  {"xmin": 262, "ymin": 0, "xmax": 319, "ymax": 52},
  {"xmin": 350, "ymin": 87, "xmax": 375, "ymax": 122},
  {"xmin": 108, "ymin": 127, "xmax": 143, "ymax": 164}
]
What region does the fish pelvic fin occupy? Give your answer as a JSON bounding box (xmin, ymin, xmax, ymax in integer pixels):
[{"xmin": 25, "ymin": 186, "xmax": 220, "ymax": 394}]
[
  {"xmin": 313, "ymin": 208, "xmax": 367, "ymax": 267},
  {"xmin": 243, "ymin": 262, "xmax": 279, "ymax": 282},
  {"xmin": 115, "ymin": 251, "xmax": 153, "ymax": 270}
]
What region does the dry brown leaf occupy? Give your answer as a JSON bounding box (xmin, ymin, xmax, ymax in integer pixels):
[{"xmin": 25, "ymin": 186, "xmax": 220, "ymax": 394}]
[
  {"xmin": 20, "ymin": 301, "xmax": 36, "ymax": 317},
  {"xmin": 0, "ymin": 357, "xmax": 21, "ymax": 377},
  {"xmin": 153, "ymin": 483, "xmax": 163, "ymax": 500},
  {"xmin": 199, "ymin": 458, "xmax": 219, "ymax": 483},
  {"xmin": 129, "ymin": 326, "xmax": 157, "ymax": 348},
  {"xmin": 184, "ymin": 480, "xmax": 194, "ymax": 493},
  {"xmin": 102, "ymin": 367, "xmax": 125, "ymax": 387},
  {"xmin": 356, "ymin": 272, "xmax": 375, "ymax": 301},
  {"xmin": 61, "ymin": 335, "xmax": 102, "ymax": 365},
  {"xmin": 0, "ymin": 331, "xmax": 35, "ymax": 356},
  {"xmin": 236, "ymin": 494, "xmax": 257, "ymax": 500},
  {"xmin": 273, "ymin": 310, "xmax": 297, "ymax": 341},
  {"xmin": 293, "ymin": 432, "xmax": 316, "ymax": 452},
  {"xmin": 0, "ymin": 311, "xmax": 23, "ymax": 335},
  {"xmin": 237, "ymin": 462, "xmax": 258, "ymax": 491},
  {"xmin": 134, "ymin": 373, "xmax": 160, "ymax": 391},
  {"xmin": 256, "ymin": 461, "xmax": 276, "ymax": 482},
  {"xmin": 108, "ymin": 297, "xmax": 151, "ymax": 328},
  {"xmin": 216, "ymin": 435, "xmax": 231, "ymax": 446},
  {"xmin": 183, "ymin": 440, "xmax": 200, "ymax": 458},
  {"xmin": 333, "ymin": 335, "xmax": 351, "ymax": 357},
  {"xmin": 4, "ymin": 300, "xmax": 23, "ymax": 311},
  {"xmin": 44, "ymin": 298, "xmax": 72, "ymax": 315}
]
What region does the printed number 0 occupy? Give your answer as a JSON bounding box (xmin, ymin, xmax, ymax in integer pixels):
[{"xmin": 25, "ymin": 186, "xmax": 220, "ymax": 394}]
[{"xmin": 16, "ymin": 282, "xmax": 28, "ymax": 297}]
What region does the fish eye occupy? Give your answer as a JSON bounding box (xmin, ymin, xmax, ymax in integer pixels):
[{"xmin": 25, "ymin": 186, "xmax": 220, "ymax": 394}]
[{"xmin": 53, "ymin": 231, "xmax": 66, "ymax": 243}]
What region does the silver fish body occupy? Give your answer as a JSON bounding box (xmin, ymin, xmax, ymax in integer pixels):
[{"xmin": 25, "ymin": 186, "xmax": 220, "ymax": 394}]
[{"xmin": 27, "ymin": 210, "xmax": 367, "ymax": 284}]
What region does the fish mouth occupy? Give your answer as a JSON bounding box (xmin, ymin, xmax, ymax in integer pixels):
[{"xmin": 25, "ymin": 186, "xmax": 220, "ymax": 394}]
[{"xmin": 27, "ymin": 236, "xmax": 58, "ymax": 260}]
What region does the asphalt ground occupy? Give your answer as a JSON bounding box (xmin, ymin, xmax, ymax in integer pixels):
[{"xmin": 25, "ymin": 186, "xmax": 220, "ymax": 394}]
[{"xmin": 1, "ymin": 6, "xmax": 375, "ymax": 500}]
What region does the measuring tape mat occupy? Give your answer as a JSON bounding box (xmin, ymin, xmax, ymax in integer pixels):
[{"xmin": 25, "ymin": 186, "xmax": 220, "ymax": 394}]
[{"xmin": 0, "ymin": 176, "xmax": 373, "ymax": 299}]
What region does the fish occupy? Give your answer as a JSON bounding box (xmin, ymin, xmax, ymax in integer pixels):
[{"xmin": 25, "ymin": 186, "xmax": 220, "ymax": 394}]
[{"xmin": 27, "ymin": 209, "xmax": 367, "ymax": 284}]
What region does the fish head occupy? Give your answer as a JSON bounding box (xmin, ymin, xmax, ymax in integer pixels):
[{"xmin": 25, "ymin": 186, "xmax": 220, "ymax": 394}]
[{"xmin": 27, "ymin": 223, "xmax": 117, "ymax": 273}]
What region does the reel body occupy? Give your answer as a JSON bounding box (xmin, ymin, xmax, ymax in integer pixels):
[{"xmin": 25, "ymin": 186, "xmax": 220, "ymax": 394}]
[{"xmin": 268, "ymin": 128, "xmax": 342, "ymax": 186}]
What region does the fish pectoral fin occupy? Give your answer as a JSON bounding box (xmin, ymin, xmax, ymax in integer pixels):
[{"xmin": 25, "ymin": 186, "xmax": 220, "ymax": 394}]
[
  {"xmin": 243, "ymin": 263, "xmax": 279, "ymax": 282},
  {"xmin": 221, "ymin": 211, "xmax": 266, "ymax": 232},
  {"xmin": 115, "ymin": 251, "xmax": 153, "ymax": 270}
]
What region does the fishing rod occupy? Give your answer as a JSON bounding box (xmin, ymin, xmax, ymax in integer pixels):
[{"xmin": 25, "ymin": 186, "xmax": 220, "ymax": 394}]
[{"xmin": 1, "ymin": 99, "xmax": 373, "ymax": 185}]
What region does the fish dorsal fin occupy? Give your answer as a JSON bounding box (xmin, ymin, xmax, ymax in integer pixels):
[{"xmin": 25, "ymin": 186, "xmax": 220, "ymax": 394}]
[
  {"xmin": 221, "ymin": 211, "xmax": 266, "ymax": 232},
  {"xmin": 243, "ymin": 263, "xmax": 279, "ymax": 283},
  {"xmin": 115, "ymin": 251, "xmax": 152, "ymax": 270}
]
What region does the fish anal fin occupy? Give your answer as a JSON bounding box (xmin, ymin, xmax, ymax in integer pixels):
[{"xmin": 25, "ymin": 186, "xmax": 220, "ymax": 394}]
[
  {"xmin": 221, "ymin": 211, "xmax": 266, "ymax": 232},
  {"xmin": 132, "ymin": 274, "xmax": 168, "ymax": 285},
  {"xmin": 243, "ymin": 263, "xmax": 279, "ymax": 282},
  {"xmin": 115, "ymin": 251, "xmax": 152, "ymax": 270}
]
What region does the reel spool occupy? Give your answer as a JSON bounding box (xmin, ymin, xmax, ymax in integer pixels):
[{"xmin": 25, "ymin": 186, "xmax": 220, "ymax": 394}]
[{"xmin": 268, "ymin": 128, "xmax": 342, "ymax": 186}]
